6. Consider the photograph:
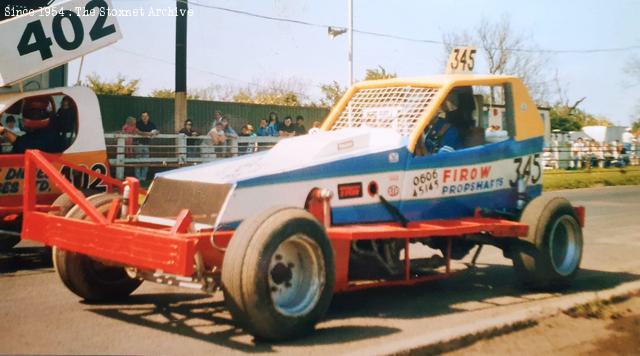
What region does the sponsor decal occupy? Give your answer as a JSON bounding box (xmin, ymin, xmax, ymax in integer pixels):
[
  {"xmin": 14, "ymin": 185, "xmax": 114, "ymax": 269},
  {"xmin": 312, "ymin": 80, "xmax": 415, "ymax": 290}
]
[
  {"xmin": 337, "ymin": 182, "xmax": 362, "ymax": 199},
  {"xmin": 388, "ymin": 152, "xmax": 399, "ymax": 163},
  {"xmin": 441, "ymin": 165, "xmax": 504, "ymax": 195},
  {"xmin": 412, "ymin": 169, "xmax": 438, "ymax": 197},
  {"xmin": 387, "ymin": 184, "xmax": 400, "ymax": 197},
  {"xmin": 338, "ymin": 140, "xmax": 354, "ymax": 151}
]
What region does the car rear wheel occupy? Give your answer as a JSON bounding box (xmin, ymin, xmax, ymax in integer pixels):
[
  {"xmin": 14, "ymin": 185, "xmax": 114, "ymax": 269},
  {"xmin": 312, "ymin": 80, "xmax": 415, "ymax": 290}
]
[
  {"xmin": 221, "ymin": 207, "xmax": 335, "ymax": 341},
  {"xmin": 511, "ymin": 196, "xmax": 583, "ymax": 290},
  {"xmin": 53, "ymin": 193, "xmax": 142, "ymax": 301}
]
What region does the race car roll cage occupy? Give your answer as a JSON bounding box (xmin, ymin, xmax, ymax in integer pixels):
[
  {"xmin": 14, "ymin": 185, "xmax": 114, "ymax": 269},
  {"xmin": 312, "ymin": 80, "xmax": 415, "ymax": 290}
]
[{"xmin": 20, "ymin": 149, "xmax": 554, "ymax": 293}]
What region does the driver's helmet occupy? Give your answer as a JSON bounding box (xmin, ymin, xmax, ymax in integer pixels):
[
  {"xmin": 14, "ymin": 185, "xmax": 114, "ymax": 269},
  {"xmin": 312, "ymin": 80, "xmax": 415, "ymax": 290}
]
[{"xmin": 22, "ymin": 98, "xmax": 51, "ymax": 130}]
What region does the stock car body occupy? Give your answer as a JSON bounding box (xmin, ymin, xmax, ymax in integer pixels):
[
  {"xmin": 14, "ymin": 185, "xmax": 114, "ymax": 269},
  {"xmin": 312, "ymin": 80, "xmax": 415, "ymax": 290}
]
[
  {"xmin": 141, "ymin": 75, "xmax": 543, "ymax": 229},
  {"xmin": 0, "ymin": 86, "xmax": 112, "ymax": 250},
  {"xmin": 22, "ymin": 74, "xmax": 584, "ymax": 341}
]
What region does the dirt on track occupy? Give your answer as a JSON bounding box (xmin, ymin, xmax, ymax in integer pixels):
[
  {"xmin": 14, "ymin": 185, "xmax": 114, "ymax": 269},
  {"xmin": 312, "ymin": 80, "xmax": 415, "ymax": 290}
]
[{"xmin": 442, "ymin": 293, "xmax": 640, "ymax": 355}]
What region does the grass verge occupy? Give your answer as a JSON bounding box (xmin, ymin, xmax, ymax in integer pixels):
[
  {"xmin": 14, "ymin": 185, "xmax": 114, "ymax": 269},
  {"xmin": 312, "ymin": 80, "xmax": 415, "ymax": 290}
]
[{"xmin": 542, "ymin": 166, "xmax": 640, "ymax": 191}]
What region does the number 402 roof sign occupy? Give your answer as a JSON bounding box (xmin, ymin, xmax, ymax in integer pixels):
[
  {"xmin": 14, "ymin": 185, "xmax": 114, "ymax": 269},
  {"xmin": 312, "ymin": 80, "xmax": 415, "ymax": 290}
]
[{"xmin": 0, "ymin": 0, "xmax": 122, "ymax": 87}]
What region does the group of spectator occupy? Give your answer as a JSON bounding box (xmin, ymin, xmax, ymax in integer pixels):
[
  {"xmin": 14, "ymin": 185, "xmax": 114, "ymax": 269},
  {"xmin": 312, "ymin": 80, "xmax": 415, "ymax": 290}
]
[
  {"xmin": 569, "ymin": 137, "xmax": 632, "ymax": 169},
  {"xmin": 543, "ymin": 128, "xmax": 639, "ymax": 170},
  {"xmin": 120, "ymin": 110, "xmax": 323, "ymax": 181},
  {"xmin": 120, "ymin": 111, "xmax": 159, "ymax": 181}
]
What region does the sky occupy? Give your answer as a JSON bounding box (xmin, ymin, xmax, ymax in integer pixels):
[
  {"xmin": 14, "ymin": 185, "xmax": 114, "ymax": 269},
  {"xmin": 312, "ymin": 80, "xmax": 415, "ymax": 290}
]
[{"xmin": 63, "ymin": 0, "xmax": 639, "ymax": 125}]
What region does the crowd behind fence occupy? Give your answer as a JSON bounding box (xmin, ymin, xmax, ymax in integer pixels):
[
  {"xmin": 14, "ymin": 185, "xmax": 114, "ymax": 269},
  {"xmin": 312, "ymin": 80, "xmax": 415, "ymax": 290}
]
[
  {"xmin": 542, "ymin": 141, "xmax": 639, "ymax": 170},
  {"xmin": 105, "ymin": 133, "xmax": 281, "ymax": 180}
]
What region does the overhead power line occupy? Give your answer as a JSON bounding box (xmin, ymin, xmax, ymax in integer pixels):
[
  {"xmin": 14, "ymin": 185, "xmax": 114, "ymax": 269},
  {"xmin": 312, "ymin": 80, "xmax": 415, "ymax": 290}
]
[
  {"xmin": 111, "ymin": 46, "xmax": 258, "ymax": 85},
  {"xmin": 109, "ymin": 46, "xmax": 319, "ymax": 96},
  {"xmin": 178, "ymin": 0, "xmax": 640, "ymax": 54}
]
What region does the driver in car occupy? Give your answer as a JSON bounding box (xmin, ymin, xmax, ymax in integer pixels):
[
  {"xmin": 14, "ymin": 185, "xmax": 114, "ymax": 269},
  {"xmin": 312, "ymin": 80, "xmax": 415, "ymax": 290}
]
[
  {"xmin": 0, "ymin": 98, "xmax": 65, "ymax": 154},
  {"xmin": 423, "ymin": 87, "xmax": 476, "ymax": 154}
]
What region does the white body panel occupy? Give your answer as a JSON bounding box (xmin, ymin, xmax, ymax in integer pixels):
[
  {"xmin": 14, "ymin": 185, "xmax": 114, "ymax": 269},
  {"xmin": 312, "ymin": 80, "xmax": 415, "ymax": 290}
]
[
  {"xmin": 0, "ymin": 0, "xmax": 122, "ymax": 86},
  {"xmin": 159, "ymin": 128, "xmax": 406, "ymax": 184},
  {"xmin": 0, "ymin": 86, "xmax": 106, "ymax": 153}
]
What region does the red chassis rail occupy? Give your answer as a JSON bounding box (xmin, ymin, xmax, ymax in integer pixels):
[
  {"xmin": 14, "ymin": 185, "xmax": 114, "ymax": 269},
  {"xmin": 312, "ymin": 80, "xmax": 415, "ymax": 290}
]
[{"xmin": 22, "ymin": 150, "xmax": 531, "ymax": 291}]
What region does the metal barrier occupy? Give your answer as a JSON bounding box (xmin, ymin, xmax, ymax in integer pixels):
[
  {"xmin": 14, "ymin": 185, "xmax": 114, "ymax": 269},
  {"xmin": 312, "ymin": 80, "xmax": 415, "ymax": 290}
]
[
  {"xmin": 541, "ymin": 145, "xmax": 639, "ymax": 170},
  {"xmin": 104, "ymin": 133, "xmax": 281, "ymax": 179}
]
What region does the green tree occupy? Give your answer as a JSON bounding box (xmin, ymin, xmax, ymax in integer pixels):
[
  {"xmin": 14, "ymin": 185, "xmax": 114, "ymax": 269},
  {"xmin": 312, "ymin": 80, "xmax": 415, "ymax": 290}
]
[
  {"xmin": 228, "ymin": 78, "xmax": 308, "ymax": 106},
  {"xmin": 150, "ymin": 88, "xmax": 201, "ymax": 100},
  {"xmin": 83, "ymin": 74, "xmax": 139, "ymax": 96},
  {"xmin": 550, "ymin": 99, "xmax": 612, "ymax": 132},
  {"xmin": 364, "ymin": 66, "xmax": 397, "ymax": 81},
  {"xmin": 317, "ymin": 66, "xmax": 396, "ymax": 108},
  {"xmin": 233, "ymin": 88, "xmax": 300, "ymax": 106},
  {"xmin": 319, "ymin": 80, "xmax": 346, "ymax": 108},
  {"xmin": 631, "ymin": 117, "xmax": 640, "ymax": 133}
]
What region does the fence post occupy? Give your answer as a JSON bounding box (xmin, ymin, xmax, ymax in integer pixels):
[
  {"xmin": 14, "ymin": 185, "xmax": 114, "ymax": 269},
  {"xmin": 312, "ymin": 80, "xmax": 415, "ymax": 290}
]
[
  {"xmin": 116, "ymin": 136, "xmax": 125, "ymax": 180},
  {"xmin": 231, "ymin": 137, "xmax": 239, "ymax": 157},
  {"xmin": 177, "ymin": 134, "xmax": 187, "ymax": 164}
]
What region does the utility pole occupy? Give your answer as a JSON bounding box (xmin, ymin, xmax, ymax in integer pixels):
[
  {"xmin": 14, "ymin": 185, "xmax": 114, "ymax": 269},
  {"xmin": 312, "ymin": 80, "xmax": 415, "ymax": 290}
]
[
  {"xmin": 174, "ymin": 0, "xmax": 188, "ymax": 132},
  {"xmin": 348, "ymin": 0, "xmax": 353, "ymax": 86}
]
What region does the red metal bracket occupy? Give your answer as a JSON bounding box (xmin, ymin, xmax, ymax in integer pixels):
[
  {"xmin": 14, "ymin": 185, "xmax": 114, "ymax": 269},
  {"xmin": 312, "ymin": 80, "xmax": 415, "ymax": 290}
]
[
  {"xmin": 171, "ymin": 209, "xmax": 193, "ymax": 234},
  {"xmin": 24, "ymin": 150, "xmax": 107, "ymax": 224}
]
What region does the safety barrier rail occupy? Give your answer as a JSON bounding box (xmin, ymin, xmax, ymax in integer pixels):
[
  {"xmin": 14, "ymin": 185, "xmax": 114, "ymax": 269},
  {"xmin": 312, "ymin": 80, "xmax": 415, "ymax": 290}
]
[{"xmin": 104, "ymin": 133, "xmax": 281, "ymax": 179}]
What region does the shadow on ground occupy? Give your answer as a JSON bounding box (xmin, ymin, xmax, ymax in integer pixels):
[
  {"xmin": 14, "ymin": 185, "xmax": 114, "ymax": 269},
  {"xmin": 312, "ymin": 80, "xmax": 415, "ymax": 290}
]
[
  {"xmin": 83, "ymin": 265, "xmax": 639, "ymax": 353},
  {"xmin": 0, "ymin": 246, "xmax": 51, "ymax": 273}
]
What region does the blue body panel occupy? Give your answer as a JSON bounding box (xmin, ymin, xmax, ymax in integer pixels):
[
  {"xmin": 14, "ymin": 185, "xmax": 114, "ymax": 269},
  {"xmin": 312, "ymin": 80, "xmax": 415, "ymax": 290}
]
[{"xmin": 230, "ymin": 136, "xmax": 543, "ymax": 227}]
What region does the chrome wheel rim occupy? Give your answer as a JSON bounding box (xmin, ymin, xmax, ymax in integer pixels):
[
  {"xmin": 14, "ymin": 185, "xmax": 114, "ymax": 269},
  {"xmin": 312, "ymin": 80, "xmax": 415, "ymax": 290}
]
[
  {"xmin": 269, "ymin": 234, "xmax": 325, "ymax": 317},
  {"xmin": 549, "ymin": 215, "xmax": 582, "ymax": 276}
]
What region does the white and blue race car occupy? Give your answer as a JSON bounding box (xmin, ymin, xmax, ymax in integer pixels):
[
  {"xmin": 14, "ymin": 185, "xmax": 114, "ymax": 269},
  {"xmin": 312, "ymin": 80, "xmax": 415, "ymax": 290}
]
[{"xmin": 28, "ymin": 74, "xmax": 584, "ymax": 341}]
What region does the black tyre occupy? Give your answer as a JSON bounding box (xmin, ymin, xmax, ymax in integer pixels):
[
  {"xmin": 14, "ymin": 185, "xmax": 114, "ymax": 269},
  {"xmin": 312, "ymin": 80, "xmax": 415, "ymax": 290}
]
[
  {"xmin": 511, "ymin": 196, "xmax": 583, "ymax": 290},
  {"xmin": 0, "ymin": 234, "xmax": 20, "ymax": 251},
  {"xmin": 221, "ymin": 207, "xmax": 335, "ymax": 341},
  {"xmin": 53, "ymin": 193, "xmax": 142, "ymax": 301}
]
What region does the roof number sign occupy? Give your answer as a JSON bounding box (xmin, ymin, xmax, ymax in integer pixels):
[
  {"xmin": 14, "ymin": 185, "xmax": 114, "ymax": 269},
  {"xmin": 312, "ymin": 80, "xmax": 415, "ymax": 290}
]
[
  {"xmin": 445, "ymin": 47, "xmax": 476, "ymax": 74},
  {"xmin": 0, "ymin": 0, "xmax": 122, "ymax": 86}
]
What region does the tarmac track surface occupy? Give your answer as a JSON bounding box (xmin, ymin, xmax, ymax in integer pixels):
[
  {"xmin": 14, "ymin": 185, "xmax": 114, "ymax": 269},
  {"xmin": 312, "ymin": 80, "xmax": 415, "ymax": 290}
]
[{"xmin": 1, "ymin": 185, "xmax": 639, "ymax": 355}]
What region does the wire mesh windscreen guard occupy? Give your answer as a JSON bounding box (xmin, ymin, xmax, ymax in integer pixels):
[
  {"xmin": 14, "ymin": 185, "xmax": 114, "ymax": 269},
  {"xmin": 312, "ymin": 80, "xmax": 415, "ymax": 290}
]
[{"xmin": 330, "ymin": 86, "xmax": 441, "ymax": 136}]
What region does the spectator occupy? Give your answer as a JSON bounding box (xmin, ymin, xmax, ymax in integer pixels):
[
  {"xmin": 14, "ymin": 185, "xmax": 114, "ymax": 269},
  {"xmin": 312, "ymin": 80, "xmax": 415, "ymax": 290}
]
[
  {"xmin": 308, "ymin": 121, "xmax": 322, "ymax": 134},
  {"xmin": 591, "ymin": 141, "xmax": 605, "ymax": 168},
  {"xmin": 279, "ymin": 116, "xmax": 296, "ymax": 137},
  {"xmin": 256, "ymin": 118, "xmax": 269, "ymax": 136},
  {"xmin": 550, "ymin": 134, "xmax": 560, "ymax": 169},
  {"xmin": 4, "ymin": 115, "xmax": 24, "ymax": 136},
  {"xmin": 1, "ymin": 98, "xmax": 65, "ymax": 154},
  {"xmin": 134, "ymin": 111, "xmax": 159, "ymax": 181},
  {"xmin": 221, "ymin": 116, "xmax": 238, "ymax": 138},
  {"xmin": 616, "ymin": 140, "xmax": 629, "ymax": 167},
  {"xmin": 178, "ymin": 119, "xmax": 199, "ymax": 158},
  {"xmin": 121, "ymin": 116, "xmax": 137, "ymax": 157},
  {"xmin": 1, "ymin": 116, "xmax": 24, "ymax": 152},
  {"xmin": 267, "ymin": 116, "xmax": 279, "ymax": 136},
  {"xmin": 213, "ymin": 111, "xmax": 223, "ymax": 125},
  {"xmin": 208, "ymin": 121, "xmax": 226, "ymax": 157},
  {"xmin": 570, "ymin": 137, "xmax": 585, "ymax": 169},
  {"xmin": 268, "ymin": 111, "xmax": 280, "ymax": 131},
  {"xmin": 53, "ymin": 96, "xmax": 75, "ymax": 138},
  {"xmin": 238, "ymin": 124, "xmax": 257, "ymax": 154},
  {"xmin": 294, "ymin": 115, "xmax": 307, "ymax": 135},
  {"xmin": 622, "ymin": 128, "xmax": 633, "ymax": 152}
]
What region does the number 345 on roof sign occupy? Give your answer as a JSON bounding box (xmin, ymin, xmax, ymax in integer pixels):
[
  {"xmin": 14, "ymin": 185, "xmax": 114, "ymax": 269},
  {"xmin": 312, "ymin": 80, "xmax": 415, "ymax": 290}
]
[
  {"xmin": 0, "ymin": 0, "xmax": 122, "ymax": 86},
  {"xmin": 445, "ymin": 47, "xmax": 476, "ymax": 74}
]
